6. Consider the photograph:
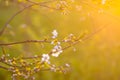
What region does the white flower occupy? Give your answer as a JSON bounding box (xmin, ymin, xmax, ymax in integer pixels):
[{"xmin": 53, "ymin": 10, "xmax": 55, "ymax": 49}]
[
  {"xmin": 52, "ymin": 45, "xmax": 63, "ymax": 57},
  {"xmin": 52, "ymin": 52, "xmax": 61, "ymax": 57},
  {"xmin": 51, "ymin": 41, "xmax": 54, "ymax": 45},
  {"xmin": 41, "ymin": 54, "xmax": 50, "ymax": 63},
  {"xmin": 57, "ymin": 41, "xmax": 61, "ymax": 45},
  {"xmin": 65, "ymin": 63, "xmax": 70, "ymax": 67},
  {"xmin": 52, "ymin": 30, "xmax": 58, "ymax": 39},
  {"xmin": 50, "ymin": 65, "xmax": 56, "ymax": 72},
  {"xmin": 51, "ymin": 41, "xmax": 61, "ymax": 45},
  {"xmin": 54, "ymin": 45, "xmax": 62, "ymax": 50}
]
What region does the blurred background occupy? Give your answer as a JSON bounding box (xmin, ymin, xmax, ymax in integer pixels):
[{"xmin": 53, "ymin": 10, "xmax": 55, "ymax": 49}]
[{"xmin": 0, "ymin": 0, "xmax": 120, "ymax": 80}]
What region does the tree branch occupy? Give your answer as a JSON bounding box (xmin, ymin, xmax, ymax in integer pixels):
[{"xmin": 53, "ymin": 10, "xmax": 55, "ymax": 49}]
[
  {"xmin": 21, "ymin": 25, "xmax": 108, "ymax": 60},
  {"xmin": 0, "ymin": 40, "xmax": 50, "ymax": 46},
  {"xmin": 0, "ymin": 4, "xmax": 34, "ymax": 36},
  {"xmin": 0, "ymin": 0, "xmax": 57, "ymax": 36},
  {"xmin": 0, "ymin": 65, "xmax": 8, "ymax": 70}
]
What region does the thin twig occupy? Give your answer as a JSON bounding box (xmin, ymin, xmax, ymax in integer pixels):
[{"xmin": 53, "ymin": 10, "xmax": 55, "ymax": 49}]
[
  {"xmin": 0, "ymin": 4, "xmax": 33, "ymax": 36},
  {"xmin": 22, "ymin": 55, "xmax": 42, "ymax": 59},
  {"xmin": 0, "ymin": 65, "xmax": 8, "ymax": 70},
  {"xmin": 0, "ymin": 40, "xmax": 50, "ymax": 46},
  {"xmin": 27, "ymin": 0, "xmax": 59, "ymax": 10},
  {"xmin": 27, "ymin": 0, "xmax": 56, "ymax": 4},
  {"xmin": 62, "ymin": 25, "xmax": 108, "ymax": 51},
  {"xmin": 0, "ymin": 0, "xmax": 57, "ymax": 36}
]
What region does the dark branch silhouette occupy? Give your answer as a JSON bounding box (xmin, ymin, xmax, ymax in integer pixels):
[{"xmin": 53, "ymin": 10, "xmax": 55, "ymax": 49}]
[{"xmin": 0, "ymin": 0, "xmax": 57, "ymax": 36}]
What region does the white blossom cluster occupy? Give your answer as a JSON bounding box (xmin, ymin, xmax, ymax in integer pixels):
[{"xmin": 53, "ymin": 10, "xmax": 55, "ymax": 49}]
[
  {"xmin": 51, "ymin": 30, "xmax": 63, "ymax": 57},
  {"xmin": 51, "ymin": 43, "xmax": 63, "ymax": 57},
  {"xmin": 41, "ymin": 30, "xmax": 63, "ymax": 64},
  {"xmin": 52, "ymin": 30, "xmax": 58, "ymax": 39},
  {"xmin": 41, "ymin": 54, "xmax": 50, "ymax": 64}
]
